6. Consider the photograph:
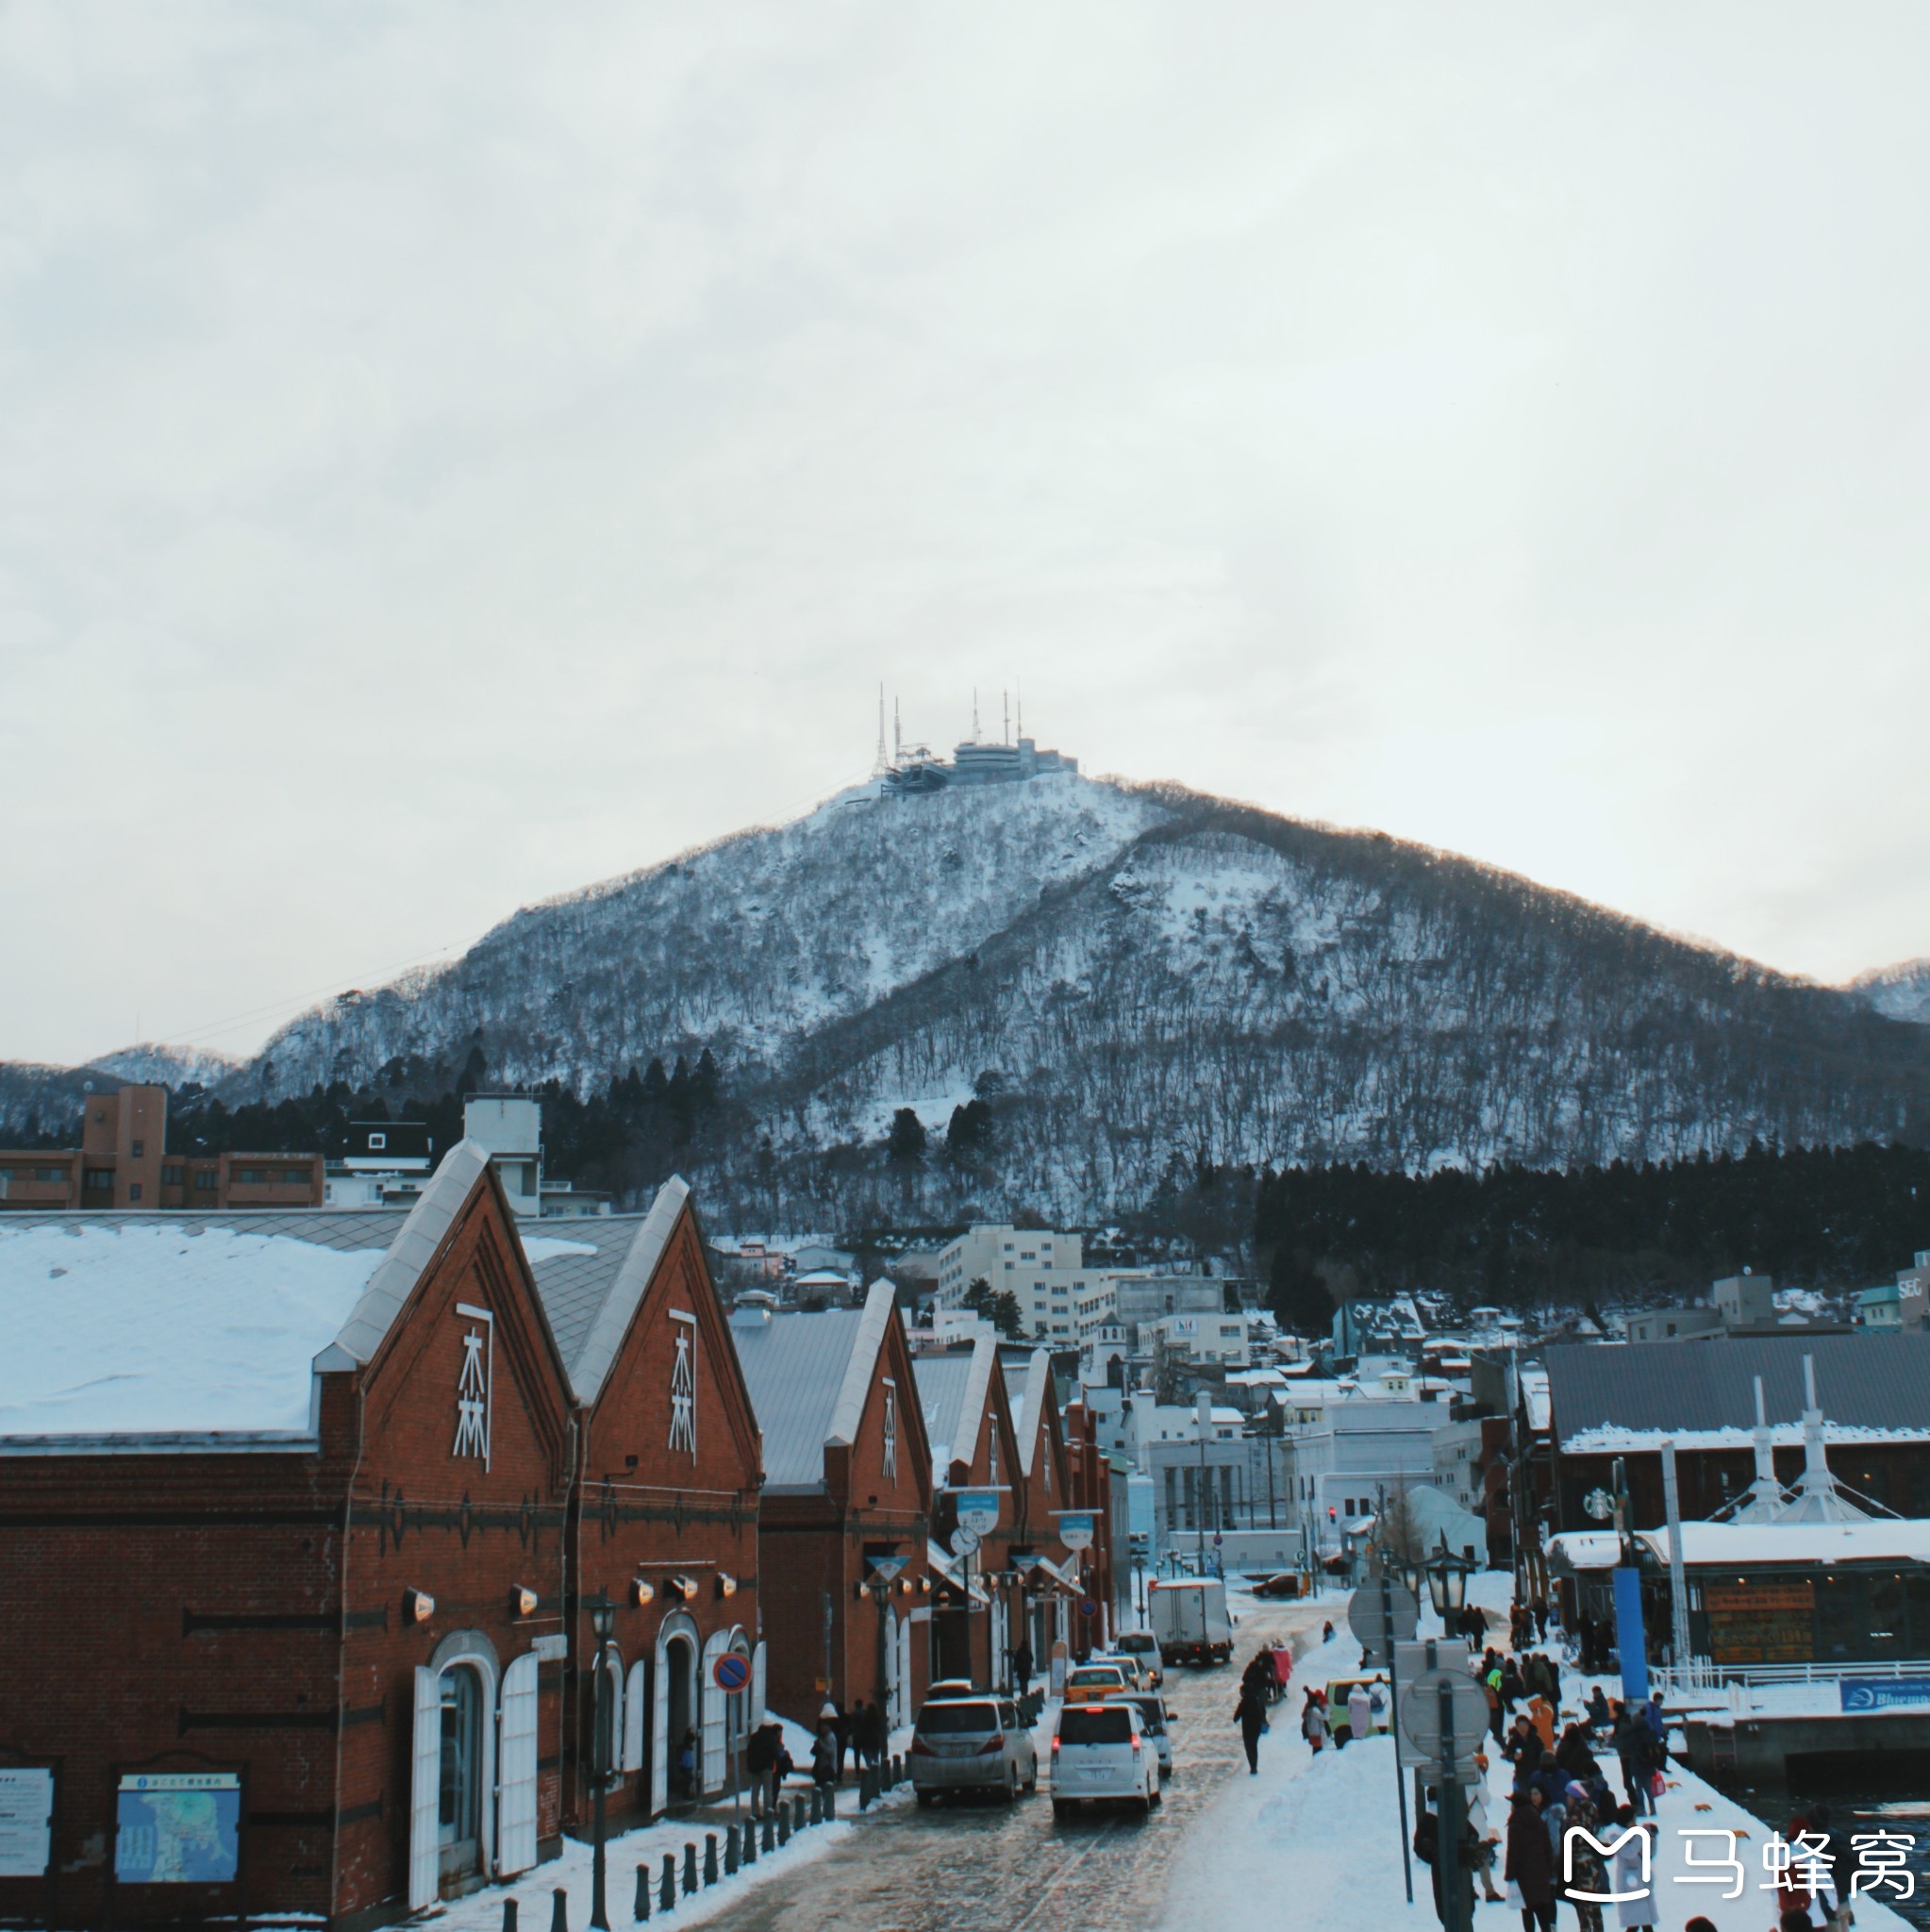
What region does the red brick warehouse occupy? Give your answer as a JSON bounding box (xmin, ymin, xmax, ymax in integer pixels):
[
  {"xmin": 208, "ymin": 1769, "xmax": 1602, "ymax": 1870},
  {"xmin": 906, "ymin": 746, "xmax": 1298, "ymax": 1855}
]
[
  {"xmin": 0, "ymin": 1151, "xmax": 769, "ymax": 1929},
  {"xmin": 730, "ymin": 1280, "xmax": 936, "ymax": 1730}
]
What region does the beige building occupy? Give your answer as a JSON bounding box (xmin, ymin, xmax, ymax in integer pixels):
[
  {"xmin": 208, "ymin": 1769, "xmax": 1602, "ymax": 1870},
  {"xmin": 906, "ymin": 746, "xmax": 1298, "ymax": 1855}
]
[{"xmin": 934, "ymin": 1223, "xmax": 1090, "ymax": 1341}]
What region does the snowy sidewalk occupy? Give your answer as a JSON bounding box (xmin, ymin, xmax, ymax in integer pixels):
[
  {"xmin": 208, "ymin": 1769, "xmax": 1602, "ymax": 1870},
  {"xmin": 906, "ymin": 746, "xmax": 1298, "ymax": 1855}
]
[{"xmin": 1157, "ymin": 1591, "xmax": 1918, "ymax": 1932}]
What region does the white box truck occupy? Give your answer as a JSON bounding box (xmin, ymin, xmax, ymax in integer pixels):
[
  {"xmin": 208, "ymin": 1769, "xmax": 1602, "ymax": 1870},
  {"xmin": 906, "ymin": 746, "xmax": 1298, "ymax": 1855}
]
[{"xmin": 1148, "ymin": 1577, "xmax": 1233, "ymax": 1667}]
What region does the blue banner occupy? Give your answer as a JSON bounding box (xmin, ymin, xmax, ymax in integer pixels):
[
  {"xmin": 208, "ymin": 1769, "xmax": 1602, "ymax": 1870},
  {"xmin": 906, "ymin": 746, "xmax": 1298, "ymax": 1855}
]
[
  {"xmin": 1613, "ymin": 1565, "xmax": 1648, "ymax": 1705},
  {"xmin": 1840, "ymin": 1677, "xmax": 1930, "ymax": 1712}
]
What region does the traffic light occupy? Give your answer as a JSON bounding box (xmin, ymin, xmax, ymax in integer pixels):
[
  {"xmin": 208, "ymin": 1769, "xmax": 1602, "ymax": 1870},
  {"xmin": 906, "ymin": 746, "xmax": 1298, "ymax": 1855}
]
[{"xmin": 1327, "ymin": 1506, "xmax": 1337, "ymax": 1524}]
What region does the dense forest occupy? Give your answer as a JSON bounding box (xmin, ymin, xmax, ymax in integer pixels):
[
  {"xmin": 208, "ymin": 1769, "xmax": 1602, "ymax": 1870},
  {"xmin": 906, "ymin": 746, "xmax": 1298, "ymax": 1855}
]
[{"xmin": 1255, "ymin": 1140, "xmax": 1930, "ymax": 1330}]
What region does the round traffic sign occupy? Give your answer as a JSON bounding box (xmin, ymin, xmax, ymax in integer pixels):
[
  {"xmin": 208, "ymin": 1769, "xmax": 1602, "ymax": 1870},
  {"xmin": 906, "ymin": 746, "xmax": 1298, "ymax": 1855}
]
[
  {"xmin": 1079, "ymin": 1598, "xmax": 1098, "ymax": 1618},
  {"xmin": 1347, "ymin": 1580, "xmax": 1420, "ymax": 1662},
  {"xmin": 712, "ymin": 1652, "xmax": 751, "ymax": 1692},
  {"xmin": 1397, "ymin": 1667, "xmax": 1488, "ymax": 1772}
]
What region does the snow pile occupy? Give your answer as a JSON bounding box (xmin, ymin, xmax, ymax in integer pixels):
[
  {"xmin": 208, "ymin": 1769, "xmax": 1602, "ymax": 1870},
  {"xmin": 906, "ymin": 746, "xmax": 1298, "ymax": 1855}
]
[{"xmin": 0, "ymin": 1223, "xmax": 383, "ymax": 1439}]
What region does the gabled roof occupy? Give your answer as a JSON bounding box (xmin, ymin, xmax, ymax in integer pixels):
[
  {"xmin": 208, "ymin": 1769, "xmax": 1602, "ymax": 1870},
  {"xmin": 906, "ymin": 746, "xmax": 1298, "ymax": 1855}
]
[
  {"xmin": 1543, "ymin": 1335, "xmax": 1930, "ymax": 1449},
  {"xmin": 1005, "ymin": 1346, "xmax": 1054, "ymax": 1476},
  {"xmin": 913, "ymin": 1329, "xmax": 996, "ymax": 1481},
  {"xmin": 520, "ymin": 1177, "xmax": 691, "ymax": 1404},
  {"xmin": 730, "ymin": 1277, "xmax": 900, "ymax": 1491}
]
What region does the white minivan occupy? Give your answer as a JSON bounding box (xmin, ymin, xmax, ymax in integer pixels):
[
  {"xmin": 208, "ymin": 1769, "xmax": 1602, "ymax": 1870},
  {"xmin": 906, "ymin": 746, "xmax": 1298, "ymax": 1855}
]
[{"xmin": 1050, "ymin": 1700, "xmax": 1161, "ymax": 1817}]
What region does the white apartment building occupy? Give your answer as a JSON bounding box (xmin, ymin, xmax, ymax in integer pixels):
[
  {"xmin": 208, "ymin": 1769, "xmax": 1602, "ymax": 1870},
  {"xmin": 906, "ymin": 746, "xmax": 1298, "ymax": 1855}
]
[
  {"xmin": 1148, "ymin": 1310, "xmax": 1251, "ymax": 1365},
  {"xmin": 934, "ymin": 1223, "xmax": 1090, "ymax": 1341}
]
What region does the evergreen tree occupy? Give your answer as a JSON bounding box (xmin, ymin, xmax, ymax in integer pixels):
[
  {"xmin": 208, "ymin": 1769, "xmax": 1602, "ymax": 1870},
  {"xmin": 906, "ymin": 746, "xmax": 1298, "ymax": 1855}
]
[{"xmin": 886, "ymin": 1108, "xmax": 927, "ymax": 1164}]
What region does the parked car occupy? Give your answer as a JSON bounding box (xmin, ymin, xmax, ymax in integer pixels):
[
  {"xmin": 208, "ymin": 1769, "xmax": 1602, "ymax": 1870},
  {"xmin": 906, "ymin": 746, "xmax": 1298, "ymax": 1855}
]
[
  {"xmin": 909, "ymin": 1695, "xmax": 1039, "ymax": 1805},
  {"xmin": 1252, "ymin": 1572, "xmax": 1303, "ymax": 1599},
  {"xmin": 923, "ymin": 1678, "xmax": 979, "ymax": 1706},
  {"xmin": 1122, "ymin": 1692, "xmax": 1174, "ymax": 1776},
  {"xmin": 1113, "ymin": 1628, "xmax": 1164, "ymax": 1688},
  {"xmin": 1050, "ymin": 1700, "xmax": 1161, "ymax": 1816},
  {"xmin": 1149, "ymin": 1577, "xmax": 1234, "ymax": 1666},
  {"xmin": 1064, "ymin": 1662, "xmax": 1131, "ymax": 1699}
]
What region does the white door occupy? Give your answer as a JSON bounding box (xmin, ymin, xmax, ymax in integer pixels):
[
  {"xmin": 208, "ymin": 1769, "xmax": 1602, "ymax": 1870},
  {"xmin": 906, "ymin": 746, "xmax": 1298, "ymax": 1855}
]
[
  {"xmin": 497, "ymin": 1654, "xmax": 540, "ymax": 1877},
  {"xmin": 650, "ymin": 1641, "xmax": 672, "ymax": 1817},
  {"xmin": 750, "ymin": 1641, "xmax": 768, "ymax": 1729},
  {"xmin": 699, "ymin": 1630, "xmax": 730, "ymax": 1793},
  {"xmin": 408, "ymin": 1668, "xmax": 441, "ymax": 1911},
  {"xmin": 895, "ymin": 1616, "xmax": 914, "ymax": 1729},
  {"xmin": 623, "ymin": 1658, "xmax": 647, "ymax": 1774}
]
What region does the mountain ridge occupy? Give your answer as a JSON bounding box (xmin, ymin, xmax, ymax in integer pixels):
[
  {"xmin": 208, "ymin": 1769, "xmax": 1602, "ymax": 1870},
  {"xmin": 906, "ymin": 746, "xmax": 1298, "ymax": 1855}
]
[{"xmin": 5, "ymin": 772, "xmax": 1927, "ymax": 1224}]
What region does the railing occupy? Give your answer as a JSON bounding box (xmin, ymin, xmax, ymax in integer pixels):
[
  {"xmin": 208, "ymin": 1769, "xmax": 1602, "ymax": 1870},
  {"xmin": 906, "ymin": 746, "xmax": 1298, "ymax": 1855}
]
[{"xmin": 1654, "ymin": 1655, "xmax": 1930, "ymax": 1702}]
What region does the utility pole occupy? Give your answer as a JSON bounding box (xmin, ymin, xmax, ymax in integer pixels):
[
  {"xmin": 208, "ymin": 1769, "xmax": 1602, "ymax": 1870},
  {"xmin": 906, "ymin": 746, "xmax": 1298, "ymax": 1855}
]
[{"xmin": 1195, "ymin": 1390, "xmax": 1212, "ymax": 1574}]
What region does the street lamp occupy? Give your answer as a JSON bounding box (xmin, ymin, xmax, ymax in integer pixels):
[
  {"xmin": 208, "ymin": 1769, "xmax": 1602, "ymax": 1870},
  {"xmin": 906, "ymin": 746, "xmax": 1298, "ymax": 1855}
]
[
  {"xmin": 1421, "ymin": 1532, "xmax": 1476, "ymax": 1620},
  {"xmin": 588, "ymin": 1591, "xmax": 615, "ymax": 1931}
]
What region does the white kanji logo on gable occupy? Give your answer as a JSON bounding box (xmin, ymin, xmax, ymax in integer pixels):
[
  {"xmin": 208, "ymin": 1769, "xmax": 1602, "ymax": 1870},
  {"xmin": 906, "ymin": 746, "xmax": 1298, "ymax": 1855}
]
[
  {"xmin": 454, "ymin": 1303, "xmax": 494, "ymax": 1468},
  {"xmin": 669, "ymin": 1310, "xmax": 697, "ymax": 1456}
]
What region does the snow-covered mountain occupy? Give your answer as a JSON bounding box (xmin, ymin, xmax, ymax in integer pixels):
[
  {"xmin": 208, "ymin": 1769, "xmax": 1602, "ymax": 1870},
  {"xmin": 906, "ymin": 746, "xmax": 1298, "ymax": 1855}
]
[
  {"xmin": 8, "ymin": 772, "xmax": 1929, "ymax": 1224},
  {"xmin": 1849, "ymin": 959, "xmax": 1930, "ymax": 1026}
]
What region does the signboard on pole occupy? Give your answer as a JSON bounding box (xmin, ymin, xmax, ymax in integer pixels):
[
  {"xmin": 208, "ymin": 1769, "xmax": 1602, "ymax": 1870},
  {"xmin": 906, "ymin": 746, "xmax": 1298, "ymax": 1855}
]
[
  {"xmin": 1055, "ymin": 1510, "xmax": 1095, "ymax": 1552},
  {"xmin": 1397, "ymin": 1670, "xmax": 1488, "ymax": 1778},
  {"xmin": 955, "ymin": 1489, "xmax": 1003, "ymax": 1537},
  {"xmin": 1348, "ymin": 1580, "xmax": 1419, "ymax": 1664}
]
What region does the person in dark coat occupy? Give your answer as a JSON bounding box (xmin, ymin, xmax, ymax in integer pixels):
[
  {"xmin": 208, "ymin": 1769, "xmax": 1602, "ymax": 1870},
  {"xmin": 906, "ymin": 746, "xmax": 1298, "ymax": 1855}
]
[
  {"xmin": 844, "ymin": 1698, "xmax": 869, "ymax": 1777},
  {"xmin": 1415, "ymin": 1789, "xmax": 1480, "ymax": 1930},
  {"xmin": 810, "ymin": 1718, "xmax": 840, "ymax": 1790},
  {"xmin": 860, "ymin": 1698, "xmax": 888, "ymax": 1768},
  {"xmin": 1584, "ymin": 1684, "xmax": 1611, "ymax": 1734},
  {"xmin": 1532, "ymin": 1597, "xmax": 1549, "ymax": 1642},
  {"xmin": 1610, "ymin": 1707, "xmax": 1651, "ymax": 1816},
  {"xmin": 1505, "ymin": 1788, "xmax": 1558, "ymax": 1932},
  {"xmin": 745, "ymin": 1722, "xmax": 775, "ymax": 1813},
  {"xmin": 1233, "ymin": 1682, "xmax": 1269, "ymax": 1774},
  {"xmin": 1500, "ymin": 1656, "xmax": 1524, "ymax": 1712},
  {"xmin": 1012, "ymin": 1641, "xmax": 1035, "ymax": 1697},
  {"xmin": 1556, "ymin": 1722, "xmax": 1600, "ymax": 1784}
]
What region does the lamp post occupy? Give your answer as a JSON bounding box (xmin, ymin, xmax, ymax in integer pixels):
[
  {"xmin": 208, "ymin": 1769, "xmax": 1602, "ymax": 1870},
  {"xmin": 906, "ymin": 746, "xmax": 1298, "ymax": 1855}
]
[
  {"xmin": 1420, "ymin": 1536, "xmax": 1477, "ymax": 1932},
  {"xmin": 588, "ymin": 1591, "xmax": 615, "ymax": 1931}
]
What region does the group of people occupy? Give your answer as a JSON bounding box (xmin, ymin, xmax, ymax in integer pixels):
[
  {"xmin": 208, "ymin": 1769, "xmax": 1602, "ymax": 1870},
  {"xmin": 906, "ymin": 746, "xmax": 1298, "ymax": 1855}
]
[
  {"xmin": 1478, "ymin": 1646, "xmax": 1567, "ymax": 1749},
  {"xmin": 807, "ymin": 1696, "xmax": 891, "ymax": 1790},
  {"xmin": 1230, "ymin": 1644, "xmax": 1295, "ymax": 1773}
]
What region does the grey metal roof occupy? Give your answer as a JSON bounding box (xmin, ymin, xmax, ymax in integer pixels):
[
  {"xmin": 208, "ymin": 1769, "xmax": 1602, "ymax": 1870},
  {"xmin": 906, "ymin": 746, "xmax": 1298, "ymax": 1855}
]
[
  {"xmin": 1543, "ymin": 1335, "xmax": 1930, "ymax": 1446},
  {"xmin": 557, "ymin": 1178, "xmax": 690, "ymax": 1406},
  {"xmin": 914, "ymin": 1355, "xmax": 972, "ymax": 1470},
  {"xmin": 730, "ymin": 1306, "xmax": 868, "ymax": 1490},
  {"xmin": 1004, "ymin": 1346, "xmax": 1053, "ymax": 1475},
  {"xmin": 0, "ymin": 1207, "xmax": 411, "ymax": 1250}
]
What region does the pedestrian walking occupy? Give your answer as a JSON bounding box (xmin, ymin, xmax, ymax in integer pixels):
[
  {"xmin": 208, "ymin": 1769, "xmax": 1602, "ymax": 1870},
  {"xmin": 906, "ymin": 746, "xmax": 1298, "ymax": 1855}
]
[
  {"xmin": 1560, "ymin": 1787, "xmax": 1607, "ymax": 1932},
  {"xmin": 1271, "ymin": 1641, "xmax": 1293, "ymax": 1701},
  {"xmin": 1609, "ymin": 1806, "xmax": 1653, "ymax": 1932},
  {"xmin": 1234, "ymin": 1681, "xmax": 1269, "ymax": 1774},
  {"xmin": 1415, "ymin": 1789, "xmax": 1480, "ymax": 1930},
  {"xmin": 810, "ymin": 1710, "xmax": 840, "ymax": 1790},
  {"xmin": 1346, "ymin": 1679, "xmax": 1372, "ymax": 1745},
  {"xmin": 1301, "ymin": 1687, "xmax": 1328, "ymax": 1755},
  {"xmin": 844, "ymin": 1697, "xmax": 868, "ymax": 1778},
  {"xmin": 1012, "ymin": 1640, "xmax": 1035, "ymax": 1698},
  {"xmin": 1532, "ymin": 1597, "xmax": 1549, "ymax": 1643},
  {"xmin": 1504, "ymin": 1788, "xmax": 1558, "ymax": 1932},
  {"xmin": 1465, "ymin": 1753, "xmax": 1506, "ymax": 1904},
  {"xmin": 861, "ymin": 1697, "xmax": 888, "ymax": 1769}
]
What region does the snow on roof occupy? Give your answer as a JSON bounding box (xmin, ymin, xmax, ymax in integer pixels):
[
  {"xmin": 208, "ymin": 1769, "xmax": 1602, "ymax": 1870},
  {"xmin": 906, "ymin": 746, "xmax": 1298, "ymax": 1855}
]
[
  {"xmin": 1520, "ymin": 1368, "xmax": 1552, "ymax": 1431},
  {"xmin": 1552, "ymin": 1521, "xmax": 1930, "ymax": 1571},
  {"xmin": 0, "ymin": 1220, "xmax": 388, "ymax": 1443},
  {"xmin": 1005, "ymin": 1346, "xmax": 1053, "ymax": 1475},
  {"xmin": 1563, "ymin": 1422, "xmax": 1930, "ymax": 1454}
]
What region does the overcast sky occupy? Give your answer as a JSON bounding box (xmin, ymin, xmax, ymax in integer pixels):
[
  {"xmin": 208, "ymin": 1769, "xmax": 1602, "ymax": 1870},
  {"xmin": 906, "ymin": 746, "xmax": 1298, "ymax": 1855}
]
[{"xmin": 5, "ymin": 4, "xmax": 1928, "ymax": 1069}]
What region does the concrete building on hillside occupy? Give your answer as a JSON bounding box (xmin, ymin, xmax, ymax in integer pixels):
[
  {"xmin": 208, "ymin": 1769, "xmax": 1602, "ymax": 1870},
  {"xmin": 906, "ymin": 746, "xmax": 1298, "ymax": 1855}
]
[{"xmin": 933, "ymin": 1224, "xmax": 1090, "ymax": 1341}]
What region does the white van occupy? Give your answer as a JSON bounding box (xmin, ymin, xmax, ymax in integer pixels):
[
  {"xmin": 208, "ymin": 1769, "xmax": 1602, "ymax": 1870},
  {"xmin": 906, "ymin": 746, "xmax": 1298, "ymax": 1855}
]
[
  {"xmin": 1148, "ymin": 1577, "xmax": 1233, "ymax": 1667},
  {"xmin": 1050, "ymin": 1701, "xmax": 1161, "ymax": 1816}
]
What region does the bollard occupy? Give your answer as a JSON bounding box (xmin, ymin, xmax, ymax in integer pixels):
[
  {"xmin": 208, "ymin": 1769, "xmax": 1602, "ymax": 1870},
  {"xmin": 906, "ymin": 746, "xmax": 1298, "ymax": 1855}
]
[
  {"xmin": 792, "ymin": 1796, "xmax": 806, "ymax": 1833},
  {"xmin": 761, "ymin": 1812, "xmax": 775, "ymax": 1854},
  {"xmin": 808, "ymin": 1787, "xmax": 822, "ymax": 1826},
  {"xmin": 890, "ymin": 1752, "xmax": 903, "ymax": 1788},
  {"xmin": 659, "ymin": 1855, "xmax": 675, "ymax": 1914},
  {"xmin": 505, "ymin": 1898, "xmax": 519, "ymax": 1932},
  {"xmin": 550, "ymin": 1888, "xmax": 569, "ymax": 1932},
  {"xmin": 724, "ymin": 1824, "xmax": 740, "ymax": 1876},
  {"xmin": 858, "ymin": 1764, "xmax": 872, "ymax": 1809},
  {"xmin": 741, "ymin": 1818, "xmax": 757, "ymax": 1867},
  {"xmin": 703, "ymin": 1834, "xmax": 718, "ymax": 1888},
  {"xmin": 776, "ymin": 1805, "xmax": 790, "ymax": 1847},
  {"xmin": 681, "ymin": 1843, "xmax": 697, "ymax": 1897},
  {"xmin": 635, "ymin": 1862, "xmax": 651, "ymax": 1922},
  {"xmin": 823, "ymin": 1782, "xmax": 835, "ymax": 1821}
]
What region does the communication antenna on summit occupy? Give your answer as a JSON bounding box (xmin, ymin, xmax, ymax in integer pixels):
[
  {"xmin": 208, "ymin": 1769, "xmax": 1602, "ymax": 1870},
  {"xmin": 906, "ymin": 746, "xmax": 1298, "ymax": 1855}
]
[
  {"xmin": 1017, "ymin": 684, "xmax": 1023, "ymax": 741},
  {"xmin": 873, "ymin": 685, "xmax": 889, "ymax": 776},
  {"xmin": 894, "ymin": 697, "xmax": 902, "ymax": 763}
]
